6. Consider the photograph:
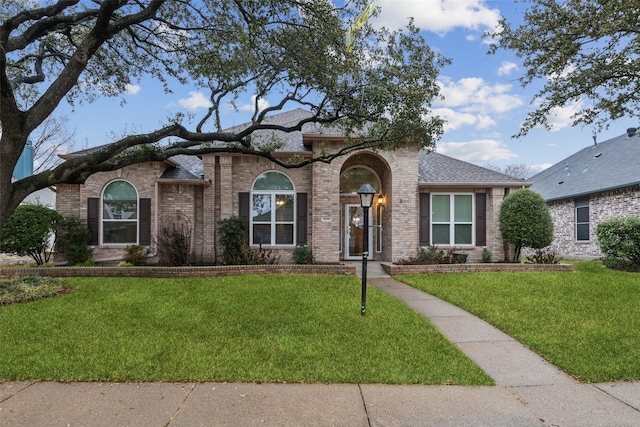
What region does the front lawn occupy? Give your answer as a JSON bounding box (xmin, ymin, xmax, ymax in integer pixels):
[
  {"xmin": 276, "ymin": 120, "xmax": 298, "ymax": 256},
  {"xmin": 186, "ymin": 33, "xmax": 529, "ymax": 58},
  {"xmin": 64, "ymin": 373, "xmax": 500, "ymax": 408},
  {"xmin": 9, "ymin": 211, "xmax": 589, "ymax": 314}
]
[
  {"xmin": 398, "ymin": 261, "xmax": 640, "ymax": 383},
  {"xmin": 0, "ymin": 274, "xmax": 492, "ymax": 385}
]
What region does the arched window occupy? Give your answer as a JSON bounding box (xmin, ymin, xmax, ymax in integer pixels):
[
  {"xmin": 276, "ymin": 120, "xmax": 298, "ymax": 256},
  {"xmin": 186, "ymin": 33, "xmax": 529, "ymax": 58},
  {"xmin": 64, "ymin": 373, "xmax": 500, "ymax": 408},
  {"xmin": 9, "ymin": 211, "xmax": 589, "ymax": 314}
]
[
  {"xmin": 251, "ymin": 171, "xmax": 295, "ymax": 245},
  {"xmin": 340, "ymin": 167, "xmax": 381, "ymax": 194},
  {"xmin": 102, "ymin": 180, "xmax": 138, "ymax": 244}
]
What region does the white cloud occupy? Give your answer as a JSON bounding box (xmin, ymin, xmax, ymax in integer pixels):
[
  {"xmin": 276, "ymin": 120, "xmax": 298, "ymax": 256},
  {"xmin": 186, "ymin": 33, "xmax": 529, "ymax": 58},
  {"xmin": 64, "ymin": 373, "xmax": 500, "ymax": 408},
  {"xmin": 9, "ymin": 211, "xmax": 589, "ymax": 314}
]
[
  {"xmin": 376, "ymin": 0, "xmax": 501, "ymax": 34},
  {"xmin": 529, "ymin": 163, "xmax": 553, "ymax": 175},
  {"xmin": 433, "ymin": 108, "xmax": 495, "ymax": 131},
  {"xmin": 239, "ymin": 95, "xmax": 270, "ymax": 113},
  {"xmin": 433, "ymin": 77, "xmax": 523, "ymax": 130},
  {"xmin": 437, "ymin": 139, "xmax": 518, "ymax": 162},
  {"xmin": 125, "ymin": 84, "xmax": 141, "ymax": 95},
  {"xmin": 497, "ymin": 61, "xmax": 518, "ymax": 76},
  {"xmin": 178, "ymin": 91, "xmax": 212, "ymax": 110},
  {"xmin": 542, "ymin": 100, "xmax": 582, "ymax": 132}
]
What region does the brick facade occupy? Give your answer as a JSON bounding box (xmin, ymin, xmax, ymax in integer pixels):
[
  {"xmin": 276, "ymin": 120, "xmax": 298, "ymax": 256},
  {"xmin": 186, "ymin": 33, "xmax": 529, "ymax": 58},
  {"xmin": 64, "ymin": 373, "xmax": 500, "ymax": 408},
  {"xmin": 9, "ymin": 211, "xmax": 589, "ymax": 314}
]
[
  {"xmin": 56, "ymin": 139, "xmax": 517, "ymax": 265},
  {"xmin": 548, "ymin": 185, "xmax": 640, "ymax": 259}
]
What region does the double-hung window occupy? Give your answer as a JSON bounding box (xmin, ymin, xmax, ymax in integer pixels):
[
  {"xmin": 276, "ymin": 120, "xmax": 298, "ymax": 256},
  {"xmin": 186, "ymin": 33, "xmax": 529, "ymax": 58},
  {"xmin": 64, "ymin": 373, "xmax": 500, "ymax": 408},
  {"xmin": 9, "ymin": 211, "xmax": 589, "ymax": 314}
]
[
  {"xmin": 251, "ymin": 171, "xmax": 295, "ymax": 245},
  {"xmin": 575, "ymin": 197, "xmax": 590, "ymax": 241},
  {"xmin": 431, "ymin": 194, "xmax": 474, "ymax": 245},
  {"xmin": 102, "ymin": 180, "xmax": 138, "ymax": 244}
]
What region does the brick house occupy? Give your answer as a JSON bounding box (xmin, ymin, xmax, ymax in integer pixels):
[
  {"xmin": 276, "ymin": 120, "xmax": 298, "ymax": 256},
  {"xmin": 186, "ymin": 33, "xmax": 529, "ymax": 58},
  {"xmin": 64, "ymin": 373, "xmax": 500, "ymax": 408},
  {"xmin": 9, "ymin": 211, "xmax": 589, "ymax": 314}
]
[
  {"xmin": 529, "ymin": 128, "xmax": 640, "ymax": 259},
  {"xmin": 56, "ymin": 109, "xmax": 528, "ymax": 264}
]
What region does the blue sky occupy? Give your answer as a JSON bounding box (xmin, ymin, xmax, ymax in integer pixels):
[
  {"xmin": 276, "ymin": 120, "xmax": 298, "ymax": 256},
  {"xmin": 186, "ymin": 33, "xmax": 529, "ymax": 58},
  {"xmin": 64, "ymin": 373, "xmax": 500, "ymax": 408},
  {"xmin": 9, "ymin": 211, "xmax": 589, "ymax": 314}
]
[{"xmin": 56, "ymin": 0, "xmax": 636, "ymax": 176}]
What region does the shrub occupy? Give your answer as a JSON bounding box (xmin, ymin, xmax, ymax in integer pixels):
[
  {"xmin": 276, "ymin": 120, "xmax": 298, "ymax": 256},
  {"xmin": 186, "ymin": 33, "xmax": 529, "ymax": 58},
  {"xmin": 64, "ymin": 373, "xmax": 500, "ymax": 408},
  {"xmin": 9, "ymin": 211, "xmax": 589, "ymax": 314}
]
[
  {"xmin": 293, "ymin": 245, "xmax": 313, "ymax": 264},
  {"xmin": 157, "ymin": 214, "xmax": 192, "ymax": 266},
  {"xmin": 123, "ymin": 245, "xmax": 147, "ymax": 266},
  {"xmin": 218, "ymin": 216, "xmax": 279, "ymax": 265},
  {"xmin": 0, "ymin": 203, "xmax": 61, "ymax": 265},
  {"xmin": 481, "ymin": 248, "xmax": 492, "ymax": 263},
  {"xmin": 527, "ymin": 247, "xmax": 560, "ymax": 264},
  {"xmin": 499, "ymin": 189, "xmax": 553, "ymax": 262},
  {"xmin": 396, "ymin": 246, "xmax": 456, "ymax": 265},
  {"xmin": 0, "ymin": 276, "xmax": 71, "ymax": 305},
  {"xmin": 57, "ymin": 216, "xmax": 92, "ymax": 265},
  {"xmin": 596, "ymin": 217, "xmax": 640, "ymax": 270}
]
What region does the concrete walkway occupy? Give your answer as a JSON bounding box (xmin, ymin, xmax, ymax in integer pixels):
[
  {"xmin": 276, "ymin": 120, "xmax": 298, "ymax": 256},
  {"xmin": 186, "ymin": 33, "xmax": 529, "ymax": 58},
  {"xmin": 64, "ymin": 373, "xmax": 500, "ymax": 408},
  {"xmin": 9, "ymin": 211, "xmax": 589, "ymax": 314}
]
[{"xmin": 1, "ymin": 263, "xmax": 639, "ymax": 426}]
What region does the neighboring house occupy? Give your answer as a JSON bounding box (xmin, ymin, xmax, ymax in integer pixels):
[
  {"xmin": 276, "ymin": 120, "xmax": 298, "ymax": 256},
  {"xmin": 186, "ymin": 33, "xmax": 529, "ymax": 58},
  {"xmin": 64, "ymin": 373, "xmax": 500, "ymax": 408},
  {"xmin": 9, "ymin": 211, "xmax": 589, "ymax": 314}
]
[
  {"xmin": 529, "ymin": 128, "xmax": 640, "ymax": 259},
  {"xmin": 13, "ymin": 139, "xmax": 56, "ymax": 208},
  {"xmin": 56, "ymin": 109, "xmax": 528, "ymax": 264}
]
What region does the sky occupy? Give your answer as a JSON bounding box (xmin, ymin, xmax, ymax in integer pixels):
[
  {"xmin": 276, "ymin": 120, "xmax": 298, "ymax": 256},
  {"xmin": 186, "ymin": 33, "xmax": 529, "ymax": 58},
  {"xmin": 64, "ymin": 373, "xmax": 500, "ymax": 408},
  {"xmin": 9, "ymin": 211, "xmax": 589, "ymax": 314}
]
[{"xmin": 55, "ymin": 0, "xmax": 637, "ymax": 178}]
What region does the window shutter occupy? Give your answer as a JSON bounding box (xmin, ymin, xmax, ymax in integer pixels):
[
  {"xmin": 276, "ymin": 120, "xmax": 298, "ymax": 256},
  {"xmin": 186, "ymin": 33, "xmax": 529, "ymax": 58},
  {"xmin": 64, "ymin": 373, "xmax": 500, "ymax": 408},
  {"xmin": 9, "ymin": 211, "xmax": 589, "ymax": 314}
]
[
  {"xmin": 419, "ymin": 193, "xmax": 430, "ymax": 246},
  {"xmin": 296, "ymin": 193, "xmax": 308, "ymax": 245},
  {"xmin": 475, "ymin": 193, "xmax": 486, "ymax": 247},
  {"xmin": 239, "ymin": 192, "xmax": 250, "ymax": 225},
  {"xmin": 139, "ymin": 198, "xmax": 151, "ymax": 245},
  {"xmin": 88, "ymin": 198, "xmax": 99, "ymax": 245}
]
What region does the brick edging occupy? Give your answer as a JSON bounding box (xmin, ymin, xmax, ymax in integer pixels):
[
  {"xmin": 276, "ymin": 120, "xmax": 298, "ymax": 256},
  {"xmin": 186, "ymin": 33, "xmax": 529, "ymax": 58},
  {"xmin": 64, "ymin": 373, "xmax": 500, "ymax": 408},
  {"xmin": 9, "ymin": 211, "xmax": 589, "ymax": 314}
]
[
  {"xmin": 379, "ymin": 262, "xmax": 574, "ymax": 275},
  {"xmin": 0, "ymin": 264, "xmax": 357, "ymax": 279}
]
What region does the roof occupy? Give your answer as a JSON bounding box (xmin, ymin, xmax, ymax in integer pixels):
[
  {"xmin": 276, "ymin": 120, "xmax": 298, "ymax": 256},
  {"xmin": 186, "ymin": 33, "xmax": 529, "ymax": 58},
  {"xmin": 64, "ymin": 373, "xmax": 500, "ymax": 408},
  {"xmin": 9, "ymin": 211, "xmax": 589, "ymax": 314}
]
[
  {"xmin": 529, "ymin": 130, "xmax": 640, "ymax": 201},
  {"xmin": 159, "ymin": 154, "xmax": 203, "ymax": 180},
  {"xmin": 418, "ymin": 151, "xmax": 529, "ymax": 185},
  {"xmin": 64, "ymin": 109, "xmax": 530, "ymax": 187}
]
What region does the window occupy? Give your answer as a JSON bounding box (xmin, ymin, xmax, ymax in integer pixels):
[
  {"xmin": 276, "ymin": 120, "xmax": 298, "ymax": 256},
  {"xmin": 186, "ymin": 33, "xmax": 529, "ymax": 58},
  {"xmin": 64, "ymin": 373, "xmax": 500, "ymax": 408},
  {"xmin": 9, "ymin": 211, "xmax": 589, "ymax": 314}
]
[
  {"xmin": 102, "ymin": 180, "xmax": 138, "ymax": 244},
  {"xmin": 340, "ymin": 167, "xmax": 380, "ymax": 194},
  {"xmin": 431, "ymin": 194, "xmax": 474, "ymax": 245},
  {"xmin": 576, "ymin": 197, "xmax": 590, "ymax": 241},
  {"xmin": 251, "ymin": 171, "xmax": 295, "ymax": 245}
]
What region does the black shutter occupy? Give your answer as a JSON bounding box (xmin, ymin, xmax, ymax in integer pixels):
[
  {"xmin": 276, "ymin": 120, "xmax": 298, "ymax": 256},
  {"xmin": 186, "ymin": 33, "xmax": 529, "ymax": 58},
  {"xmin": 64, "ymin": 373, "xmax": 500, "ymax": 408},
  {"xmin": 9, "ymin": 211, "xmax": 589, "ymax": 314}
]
[
  {"xmin": 239, "ymin": 192, "xmax": 250, "ymax": 225},
  {"xmin": 296, "ymin": 192, "xmax": 308, "ymax": 245},
  {"xmin": 87, "ymin": 198, "xmax": 99, "ymax": 245},
  {"xmin": 475, "ymin": 193, "xmax": 487, "ymax": 247},
  {"xmin": 139, "ymin": 198, "xmax": 151, "ymax": 245},
  {"xmin": 419, "ymin": 193, "xmax": 430, "ymax": 246}
]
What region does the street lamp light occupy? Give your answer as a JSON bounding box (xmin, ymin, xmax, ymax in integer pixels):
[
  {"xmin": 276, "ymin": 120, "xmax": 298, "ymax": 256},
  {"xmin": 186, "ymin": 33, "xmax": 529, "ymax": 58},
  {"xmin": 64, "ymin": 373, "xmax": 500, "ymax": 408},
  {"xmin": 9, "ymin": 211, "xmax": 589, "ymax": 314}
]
[{"xmin": 357, "ymin": 182, "xmax": 376, "ymax": 316}]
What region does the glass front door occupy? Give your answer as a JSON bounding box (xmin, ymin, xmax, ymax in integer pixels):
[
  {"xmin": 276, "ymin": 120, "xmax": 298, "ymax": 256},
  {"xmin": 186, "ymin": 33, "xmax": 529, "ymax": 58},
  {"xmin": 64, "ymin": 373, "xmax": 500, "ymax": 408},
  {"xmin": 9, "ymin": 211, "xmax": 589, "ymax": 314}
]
[{"xmin": 345, "ymin": 204, "xmax": 372, "ymax": 260}]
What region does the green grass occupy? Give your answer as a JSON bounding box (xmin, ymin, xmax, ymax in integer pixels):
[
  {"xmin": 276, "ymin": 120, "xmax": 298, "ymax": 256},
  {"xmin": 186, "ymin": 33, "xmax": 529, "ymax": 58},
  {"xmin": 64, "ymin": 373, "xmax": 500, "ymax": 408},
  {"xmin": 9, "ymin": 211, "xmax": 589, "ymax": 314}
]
[
  {"xmin": 398, "ymin": 261, "xmax": 640, "ymax": 383},
  {"xmin": 0, "ymin": 274, "xmax": 491, "ymax": 385}
]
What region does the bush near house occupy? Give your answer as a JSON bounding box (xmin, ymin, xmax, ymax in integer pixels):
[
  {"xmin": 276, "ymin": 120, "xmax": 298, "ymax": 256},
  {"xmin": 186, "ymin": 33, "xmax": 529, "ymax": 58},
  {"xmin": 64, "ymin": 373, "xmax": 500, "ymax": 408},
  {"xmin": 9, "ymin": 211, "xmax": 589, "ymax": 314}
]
[
  {"xmin": 596, "ymin": 217, "xmax": 640, "ymax": 271},
  {"xmin": 499, "ymin": 189, "xmax": 553, "ymax": 262},
  {"xmin": 218, "ymin": 216, "xmax": 279, "ymax": 265},
  {"xmin": 156, "ymin": 218, "xmax": 192, "ymax": 266},
  {"xmin": 396, "ymin": 246, "xmax": 461, "ymax": 265},
  {"xmin": 57, "ymin": 216, "xmax": 92, "ymax": 266},
  {"xmin": 293, "ymin": 245, "xmax": 313, "ymax": 264},
  {"xmin": 0, "ymin": 204, "xmax": 61, "ymax": 265}
]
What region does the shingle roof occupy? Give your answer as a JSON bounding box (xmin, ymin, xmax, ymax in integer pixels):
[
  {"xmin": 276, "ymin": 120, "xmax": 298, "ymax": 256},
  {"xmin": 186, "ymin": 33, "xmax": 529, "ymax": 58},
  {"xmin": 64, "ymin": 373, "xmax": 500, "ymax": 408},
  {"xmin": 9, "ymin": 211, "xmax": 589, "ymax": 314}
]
[
  {"xmin": 529, "ymin": 131, "xmax": 640, "ymax": 201},
  {"xmin": 160, "ymin": 154, "xmax": 203, "ymax": 180},
  {"xmin": 418, "ymin": 151, "xmax": 528, "ymax": 185}
]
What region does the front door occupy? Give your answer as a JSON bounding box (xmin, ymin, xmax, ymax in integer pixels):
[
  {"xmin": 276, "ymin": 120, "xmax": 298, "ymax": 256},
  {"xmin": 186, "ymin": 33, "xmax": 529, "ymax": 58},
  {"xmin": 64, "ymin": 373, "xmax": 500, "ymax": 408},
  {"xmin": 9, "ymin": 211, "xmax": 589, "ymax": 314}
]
[{"xmin": 345, "ymin": 204, "xmax": 372, "ymax": 260}]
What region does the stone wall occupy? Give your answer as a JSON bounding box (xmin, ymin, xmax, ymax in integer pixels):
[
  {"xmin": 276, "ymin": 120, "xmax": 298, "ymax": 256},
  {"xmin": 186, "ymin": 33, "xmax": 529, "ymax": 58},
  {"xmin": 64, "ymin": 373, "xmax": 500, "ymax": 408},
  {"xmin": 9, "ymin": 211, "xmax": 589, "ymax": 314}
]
[{"xmin": 548, "ymin": 186, "xmax": 640, "ymax": 259}]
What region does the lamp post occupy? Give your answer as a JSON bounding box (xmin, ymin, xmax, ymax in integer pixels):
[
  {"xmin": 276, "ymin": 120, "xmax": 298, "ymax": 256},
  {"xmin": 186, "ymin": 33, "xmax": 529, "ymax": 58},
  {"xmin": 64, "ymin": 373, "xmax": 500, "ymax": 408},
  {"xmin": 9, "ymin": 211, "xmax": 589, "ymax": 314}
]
[{"xmin": 357, "ymin": 182, "xmax": 376, "ymax": 316}]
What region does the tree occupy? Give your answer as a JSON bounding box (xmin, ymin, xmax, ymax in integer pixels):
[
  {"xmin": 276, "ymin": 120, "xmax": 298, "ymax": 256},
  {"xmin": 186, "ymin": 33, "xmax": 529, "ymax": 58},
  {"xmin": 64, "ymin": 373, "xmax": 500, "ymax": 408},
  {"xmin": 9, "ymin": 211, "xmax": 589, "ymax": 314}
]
[
  {"xmin": 0, "ymin": 203, "xmax": 62, "ymax": 265},
  {"xmin": 485, "ymin": 162, "xmax": 530, "ymax": 179},
  {"xmin": 488, "ymin": 0, "xmax": 640, "ymax": 137},
  {"xmin": 499, "ymin": 189, "xmax": 553, "ymax": 262},
  {"xmin": 0, "ymin": 0, "xmax": 447, "ymax": 236},
  {"xmin": 31, "ymin": 115, "xmax": 78, "ymax": 173}
]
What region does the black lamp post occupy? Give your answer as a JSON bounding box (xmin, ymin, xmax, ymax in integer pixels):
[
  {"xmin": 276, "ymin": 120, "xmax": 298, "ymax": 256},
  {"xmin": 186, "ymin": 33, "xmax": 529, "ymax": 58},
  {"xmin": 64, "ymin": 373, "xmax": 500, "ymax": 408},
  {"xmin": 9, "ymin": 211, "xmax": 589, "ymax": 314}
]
[{"xmin": 357, "ymin": 182, "xmax": 376, "ymax": 316}]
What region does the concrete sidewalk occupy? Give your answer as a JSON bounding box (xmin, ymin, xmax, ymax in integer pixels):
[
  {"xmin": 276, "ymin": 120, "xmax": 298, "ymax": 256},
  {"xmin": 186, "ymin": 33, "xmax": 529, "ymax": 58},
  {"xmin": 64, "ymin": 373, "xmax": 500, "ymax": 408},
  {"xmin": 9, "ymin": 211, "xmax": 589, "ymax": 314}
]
[{"xmin": 1, "ymin": 263, "xmax": 639, "ymax": 426}]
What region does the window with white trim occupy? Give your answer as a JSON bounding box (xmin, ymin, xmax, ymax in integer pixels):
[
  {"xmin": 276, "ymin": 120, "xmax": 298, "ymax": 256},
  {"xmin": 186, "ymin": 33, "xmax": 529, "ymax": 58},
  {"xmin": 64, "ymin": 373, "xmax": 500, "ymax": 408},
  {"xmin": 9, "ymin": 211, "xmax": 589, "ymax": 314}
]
[
  {"xmin": 102, "ymin": 180, "xmax": 138, "ymax": 244},
  {"xmin": 251, "ymin": 171, "xmax": 295, "ymax": 245},
  {"xmin": 431, "ymin": 193, "xmax": 474, "ymax": 245}
]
